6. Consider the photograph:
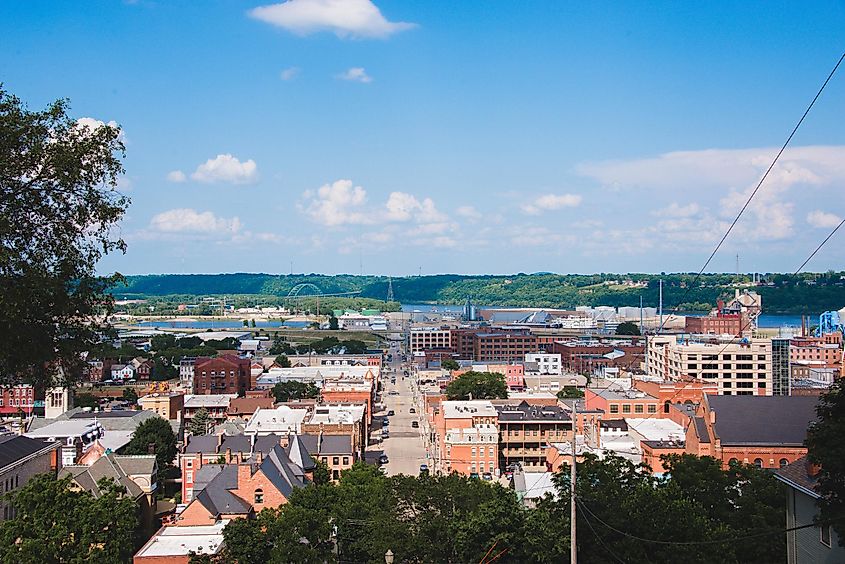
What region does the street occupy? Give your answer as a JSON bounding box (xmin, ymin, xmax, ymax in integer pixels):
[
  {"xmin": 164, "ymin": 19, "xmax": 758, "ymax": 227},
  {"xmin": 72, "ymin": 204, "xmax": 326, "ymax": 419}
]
[{"xmin": 366, "ymin": 338, "xmax": 428, "ymax": 476}]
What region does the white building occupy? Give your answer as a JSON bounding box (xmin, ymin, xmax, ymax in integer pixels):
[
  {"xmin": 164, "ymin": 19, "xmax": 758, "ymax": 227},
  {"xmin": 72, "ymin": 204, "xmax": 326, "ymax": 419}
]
[
  {"xmin": 647, "ymin": 335, "xmax": 773, "ymax": 396},
  {"xmin": 110, "ymin": 364, "xmax": 135, "ymax": 381},
  {"xmin": 244, "ymin": 406, "xmax": 308, "ymax": 437},
  {"xmin": 524, "ymin": 353, "xmax": 562, "ymax": 375}
]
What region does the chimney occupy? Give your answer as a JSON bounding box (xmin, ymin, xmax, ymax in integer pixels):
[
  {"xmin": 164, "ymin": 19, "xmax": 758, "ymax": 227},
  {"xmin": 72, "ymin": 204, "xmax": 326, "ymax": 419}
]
[
  {"xmin": 709, "ymin": 411, "xmax": 716, "ymax": 424},
  {"xmin": 256, "ymin": 451, "xmax": 263, "ymax": 464},
  {"xmin": 225, "ymin": 448, "xmax": 232, "ymax": 463},
  {"xmin": 217, "ymin": 433, "xmax": 224, "ymax": 452}
]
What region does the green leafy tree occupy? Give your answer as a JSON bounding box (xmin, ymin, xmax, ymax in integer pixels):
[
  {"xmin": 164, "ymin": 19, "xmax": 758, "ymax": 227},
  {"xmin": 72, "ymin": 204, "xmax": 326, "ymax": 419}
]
[
  {"xmin": 188, "ymin": 407, "xmax": 211, "ymax": 435},
  {"xmin": 441, "ymin": 358, "xmax": 460, "ymax": 371},
  {"xmin": 615, "ymin": 321, "xmax": 641, "ymax": 335},
  {"xmin": 0, "ymin": 88, "xmax": 129, "ymax": 389},
  {"xmin": 74, "ymin": 392, "xmax": 99, "ymax": 409},
  {"xmin": 151, "ymin": 356, "xmax": 178, "ymax": 381},
  {"xmin": 122, "ymin": 387, "xmax": 138, "ymax": 404},
  {"xmin": 329, "ymin": 315, "xmax": 339, "ymax": 330},
  {"xmin": 556, "ymin": 386, "xmax": 585, "ymax": 399},
  {"xmin": 250, "ymin": 318, "xmax": 256, "ymax": 328},
  {"xmin": 274, "ymin": 354, "xmax": 291, "ymax": 368},
  {"xmin": 150, "ymin": 334, "xmax": 177, "ymax": 352},
  {"xmin": 123, "ymin": 416, "xmax": 176, "ymax": 479},
  {"xmin": 312, "ymin": 459, "xmax": 332, "ymax": 485},
  {"xmin": 272, "ymin": 381, "xmax": 320, "ymax": 403},
  {"xmin": 806, "ymin": 378, "xmax": 845, "ymax": 545},
  {"xmin": 445, "ymin": 371, "xmax": 508, "ymax": 400},
  {"xmin": 0, "ymin": 474, "xmax": 138, "ymax": 563},
  {"xmin": 269, "ymin": 339, "xmax": 295, "ymax": 355},
  {"xmin": 242, "ymin": 319, "xmax": 248, "ymax": 327}
]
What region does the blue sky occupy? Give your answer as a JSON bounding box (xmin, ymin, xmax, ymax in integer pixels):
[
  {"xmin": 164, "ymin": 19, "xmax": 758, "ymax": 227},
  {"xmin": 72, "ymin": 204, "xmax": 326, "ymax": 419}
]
[{"xmin": 3, "ymin": 1, "xmax": 845, "ymax": 276}]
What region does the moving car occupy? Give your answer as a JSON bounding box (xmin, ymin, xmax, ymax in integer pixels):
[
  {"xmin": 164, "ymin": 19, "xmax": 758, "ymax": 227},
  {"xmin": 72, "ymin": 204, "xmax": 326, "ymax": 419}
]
[
  {"xmin": 409, "ymin": 407, "xmax": 416, "ymax": 413},
  {"xmin": 411, "ymin": 421, "xmax": 419, "ymax": 428},
  {"xmin": 387, "ymin": 410, "xmax": 395, "ymax": 416},
  {"xmin": 379, "ymin": 454, "xmax": 389, "ymax": 464}
]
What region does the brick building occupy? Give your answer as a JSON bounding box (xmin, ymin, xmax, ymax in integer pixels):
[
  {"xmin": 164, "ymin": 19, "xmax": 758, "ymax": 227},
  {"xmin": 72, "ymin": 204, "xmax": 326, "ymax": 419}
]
[
  {"xmin": 473, "ymin": 332, "xmax": 538, "ymax": 362},
  {"xmin": 138, "ymin": 392, "xmax": 184, "ymax": 421},
  {"xmin": 551, "ymin": 340, "xmax": 644, "ymax": 374},
  {"xmin": 684, "ymin": 312, "xmax": 747, "ymax": 336},
  {"xmin": 0, "ymin": 436, "xmax": 61, "ymax": 521},
  {"xmin": 0, "ymin": 385, "xmax": 37, "ymax": 416},
  {"xmin": 496, "ymin": 401, "xmax": 572, "ymax": 472},
  {"xmin": 434, "ymin": 400, "xmax": 499, "ymax": 476},
  {"xmin": 193, "ymin": 355, "xmax": 251, "ymax": 396}
]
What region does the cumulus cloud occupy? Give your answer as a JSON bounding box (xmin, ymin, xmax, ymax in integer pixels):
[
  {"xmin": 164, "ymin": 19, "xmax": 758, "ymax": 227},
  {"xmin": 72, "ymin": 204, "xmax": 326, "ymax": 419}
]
[
  {"xmin": 521, "ymin": 193, "xmax": 582, "ymax": 215},
  {"xmin": 190, "ymin": 154, "xmax": 258, "ymax": 185},
  {"xmin": 149, "ymin": 208, "xmax": 242, "ymax": 234},
  {"xmin": 456, "ymin": 206, "xmax": 482, "ymax": 220},
  {"xmin": 166, "ymin": 170, "xmax": 187, "ymax": 183},
  {"xmin": 336, "ymin": 67, "xmax": 372, "ymax": 83},
  {"xmin": 301, "ymin": 179, "xmax": 373, "ymax": 226},
  {"xmin": 76, "ymin": 117, "xmax": 125, "ymax": 142},
  {"xmin": 653, "ymin": 202, "xmax": 701, "ymax": 218},
  {"xmin": 280, "ymin": 66, "xmax": 300, "ymax": 80},
  {"xmin": 807, "ymin": 210, "xmax": 843, "ymax": 229},
  {"xmin": 248, "ymin": 0, "xmax": 416, "ymax": 38}
]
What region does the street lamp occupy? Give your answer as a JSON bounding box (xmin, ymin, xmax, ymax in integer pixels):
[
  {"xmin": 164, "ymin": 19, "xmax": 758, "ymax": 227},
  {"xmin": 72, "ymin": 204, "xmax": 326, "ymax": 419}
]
[{"xmin": 385, "ymin": 549, "xmax": 394, "ymax": 564}]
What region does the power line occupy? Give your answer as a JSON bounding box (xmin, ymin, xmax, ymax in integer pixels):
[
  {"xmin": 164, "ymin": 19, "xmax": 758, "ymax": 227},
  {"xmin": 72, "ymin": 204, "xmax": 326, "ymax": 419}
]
[
  {"xmin": 795, "ymin": 217, "xmax": 845, "ymax": 273},
  {"xmin": 577, "ymin": 497, "xmax": 845, "ymax": 546},
  {"xmin": 576, "ymin": 498, "xmax": 628, "ymax": 564},
  {"xmin": 654, "ymin": 50, "xmax": 845, "ymax": 334}
]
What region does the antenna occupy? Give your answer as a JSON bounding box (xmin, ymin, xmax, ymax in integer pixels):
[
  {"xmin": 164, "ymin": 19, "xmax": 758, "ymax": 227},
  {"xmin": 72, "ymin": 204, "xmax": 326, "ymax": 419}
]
[{"xmin": 736, "ymin": 253, "xmax": 740, "ymax": 275}]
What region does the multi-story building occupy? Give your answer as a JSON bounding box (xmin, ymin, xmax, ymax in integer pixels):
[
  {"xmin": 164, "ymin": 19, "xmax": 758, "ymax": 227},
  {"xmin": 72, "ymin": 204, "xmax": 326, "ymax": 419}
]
[
  {"xmin": 647, "ymin": 335, "xmax": 773, "ymax": 396},
  {"xmin": 84, "ymin": 359, "xmax": 112, "ymax": 383},
  {"xmin": 193, "ymin": 355, "xmax": 251, "ymax": 396},
  {"xmin": 451, "ymin": 328, "xmax": 480, "ymax": 360},
  {"xmin": 0, "ymin": 385, "xmax": 37, "ymax": 416},
  {"xmin": 300, "ymin": 403, "xmax": 367, "ymax": 459},
  {"xmin": 524, "ymin": 353, "xmax": 562, "ymax": 375},
  {"xmin": 183, "ymin": 395, "xmax": 237, "ymax": 430},
  {"xmin": 409, "ymin": 328, "xmax": 452, "ymax": 353},
  {"xmin": 789, "ymin": 333, "xmax": 843, "ymax": 371},
  {"xmin": 434, "ymin": 400, "xmax": 499, "ymax": 476},
  {"xmin": 180, "ymin": 357, "xmax": 196, "ymax": 392},
  {"xmin": 551, "ymin": 339, "xmax": 644, "ymax": 374},
  {"xmin": 496, "ymin": 402, "xmax": 572, "ymax": 472},
  {"xmin": 0, "ymin": 436, "xmax": 61, "ymax": 521},
  {"xmin": 473, "ymin": 331, "xmax": 538, "ymax": 362},
  {"xmin": 684, "ymin": 312, "xmax": 748, "ymax": 336},
  {"xmin": 585, "ymin": 388, "xmax": 660, "ymax": 417},
  {"xmin": 772, "ymin": 338, "xmax": 791, "ymax": 396},
  {"xmin": 138, "ymin": 391, "xmax": 185, "ymax": 421}
]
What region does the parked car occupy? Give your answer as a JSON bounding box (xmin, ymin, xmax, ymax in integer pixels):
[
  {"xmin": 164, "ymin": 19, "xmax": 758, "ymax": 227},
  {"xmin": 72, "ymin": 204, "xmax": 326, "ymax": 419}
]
[
  {"xmin": 411, "ymin": 421, "xmax": 419, "ymax": 428},
  {"xmin": 387, "ymin": 410, "xmax": 395, "ymax": 416},
  {"xmin": 382, "ymin": 418, "xmax": 390, "ymax": 426},
  {"xmin": 379, "ymin": 454, "xmax": 389, "ymax": 464},
  {"xmin": 469, "ymin": 473, "xmax": 480, "ymax": 479},
  {"xmin": 482, "ymin": 472, "xmax": 493, "ymax": 481},
  {"xmin": 419, "ymin": 464, "xmax": 429, "ymax": 475},
  {"xmin": 409, "ymin": 407, "xmax": 416, "ymax": 413},
  {"xmin": 381, "ymin": 429, "xmax": 389, "ymax": 439}
]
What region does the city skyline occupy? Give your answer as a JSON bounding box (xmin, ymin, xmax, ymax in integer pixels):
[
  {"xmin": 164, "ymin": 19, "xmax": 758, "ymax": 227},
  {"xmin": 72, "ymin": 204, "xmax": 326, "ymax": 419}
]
[{"xmin": 3, "ymin": 1, "xmax": 845, "ymax": 275}]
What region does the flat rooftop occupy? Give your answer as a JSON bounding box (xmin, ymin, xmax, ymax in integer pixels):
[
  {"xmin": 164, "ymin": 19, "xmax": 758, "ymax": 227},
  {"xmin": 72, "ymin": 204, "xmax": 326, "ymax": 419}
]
[{"xmin": 135, "ymin": 520, "xmax": 229, "ymax": 558}]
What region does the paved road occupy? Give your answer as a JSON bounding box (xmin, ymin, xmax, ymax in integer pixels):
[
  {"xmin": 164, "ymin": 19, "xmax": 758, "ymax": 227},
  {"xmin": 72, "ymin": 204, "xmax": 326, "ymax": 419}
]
[{"xmin": 366, "ymin": 341, "xmax": 428, "ymax": 476}]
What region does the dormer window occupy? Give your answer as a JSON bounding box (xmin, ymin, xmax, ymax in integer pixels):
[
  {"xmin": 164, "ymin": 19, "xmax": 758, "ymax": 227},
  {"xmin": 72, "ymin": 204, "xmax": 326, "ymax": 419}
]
[{"xmin": 254, "ymin": 489, "xmax": 264, "ymax": 504}]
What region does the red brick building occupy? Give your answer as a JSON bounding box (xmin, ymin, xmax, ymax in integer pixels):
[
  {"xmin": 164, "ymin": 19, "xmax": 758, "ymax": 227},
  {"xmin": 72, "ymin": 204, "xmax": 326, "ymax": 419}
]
[
  {"xmin": 684, "ymin": 313, "xmax": 747, "ymax": 336},
  {"xmin": 0, "ymin": 385, "xmax": 37, "ymax": 416},
  {"xmin": 193, "ymin": 355, "xmax": 251, "ymax": 396},
  {"xmin": 551, "ymin": 340, "xmax": 644, "ymax": 374},
  {"xmin": 473, "ymin": 332, "xmax": 538, "ymax": 362}
]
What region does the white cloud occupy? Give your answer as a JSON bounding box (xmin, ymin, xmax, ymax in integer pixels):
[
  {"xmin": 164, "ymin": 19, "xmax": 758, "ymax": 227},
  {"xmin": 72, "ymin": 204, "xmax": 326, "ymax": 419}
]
[
  {"xmin": 301, "ymin": 179, "xmax": 373, "ymax": 226},
  {"xmin": 166, "ymin": 170, "xmax": 187, "ymax": 183},
  {"xmin": 280, "ymin": 66, "xmax": 300, "ymax": 80},
  {"xmin": 149, "ymin": 208, "xmax": 242, "ymax": 234},
  {"xmin": 248, "ymin": 0, "xmax": 416, "ymax": 39},
  {"xmin": 807, "ymin": 210, "xmax": 843, "ymax": 229},
  {"xmin": 653, "ymin": 202, "xmax": 701, "ymax": 218},
  {"xmin": 336, "ymin": 67, "xmax": 372, "ymax": 83},
  {"xmin": 190, "ymin": 154, "xmax": 258, "ymax": 185},
  {"xmin": 384, "ymin": 191, "xmax": 446, "ymax": 224},
  {"xmin": 456, "ymin": 206, "xmax": 482, "ymax": 220},
  {"xmin": 521, "ymin": 193, "xmax": 582, "ymax": 215},
  {"xmin": 75, "ymin": 117, "xmax": 125, "ymax": 142}
]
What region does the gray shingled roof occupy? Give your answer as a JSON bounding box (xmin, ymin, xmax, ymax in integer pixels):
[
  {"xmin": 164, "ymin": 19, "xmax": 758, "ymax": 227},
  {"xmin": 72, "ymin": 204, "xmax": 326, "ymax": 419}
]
[
  {"xmin": 693, "ymin": 417, "xmax": 711, "ymax": 444},
  {"xmin": 183, "ymin": 433, "xmax": 285, "ymax": 455},
  {"xmin": 773, "ymin": 456, "xmax": 819, "ymax": 498},
  {"xmin": 708, "ymin": 396, "xmax": 818, "ymax": 446},
  {"xmin": 59, "ymin": 454, "xmax": 155, "ymax": 500},
  {"xmin": 0, "ymin": 435, "xmax": 57, "ymax": 471},
  {"xmin": 285, "ymin": 435, "xmax": 316, "ymax": 471},
  {"xmin": 259, "ymin": 444, "xmax": 308, "ymax": 498},
  {"xmin": 195, "ymin": 465, "xmax": 251, "ymax": 516},
  {"xmin": 300, "ymin": 433, "xmax": 353, "ymax": 456}
]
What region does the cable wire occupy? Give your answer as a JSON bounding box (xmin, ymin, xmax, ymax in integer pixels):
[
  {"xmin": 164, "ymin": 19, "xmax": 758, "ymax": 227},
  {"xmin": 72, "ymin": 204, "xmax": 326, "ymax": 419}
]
[
  {"xmin": 653, "ymin": 50, "xmax": 845, "ymax": 334},
  {"xmin": 576, "ymin": 498, "xmax": 628, "ymax": 564}
]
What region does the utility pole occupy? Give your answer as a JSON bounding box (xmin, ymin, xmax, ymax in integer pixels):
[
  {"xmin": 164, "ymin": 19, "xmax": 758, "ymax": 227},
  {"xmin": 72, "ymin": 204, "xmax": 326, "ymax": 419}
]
[
  {"xmin": 570, "ymin": 401, "xmax": 577, "ymax": 564},
  {"xmin": 658, "ymin": 279, "xmax": 663, "ymax": 334}
]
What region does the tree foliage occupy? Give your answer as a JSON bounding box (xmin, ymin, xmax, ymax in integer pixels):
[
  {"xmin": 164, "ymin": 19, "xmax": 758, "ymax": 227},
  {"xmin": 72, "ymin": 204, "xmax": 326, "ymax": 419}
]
[
  {"xmin": 188, "ymin": 407, "xmax": 211, "ymax": 436},
  {"xmin": 441, "ymin": 358, "xmax": 460, "ymax": 371},
  {"xmin": 0, "ymin": 474, "xmax": 138, "ymax": 563},
  {"xmin": 615, "ymin": 321, "xmax": 641, "ymax": 335},
  {"xmin": 445, "ymin": 371, "xmax": 508, "ymax": 400},
  {"xmin": 556, "ymin": 386, "xmax": 584, "ymax": 399},
  {"xmin": 806, "ymin": 378, "xmax": 845, "ymax": 545},
  {"xmin": 0, "ymin": 87, "xmax": 129, "ymax": 388},
  {"xmin": 274, "ymin": 354, "xmax": 291, "ymax": 368},
  {"xmin": 272, "ymin": 381, "xmax": 320, "ymax": 403},
  {"xmin": 123, "ymin": 416, "xmax": 176, "ymax": 478},
  {"xmin": 122, "ymin": 387, "xmax": 138, "ymax": 404}
]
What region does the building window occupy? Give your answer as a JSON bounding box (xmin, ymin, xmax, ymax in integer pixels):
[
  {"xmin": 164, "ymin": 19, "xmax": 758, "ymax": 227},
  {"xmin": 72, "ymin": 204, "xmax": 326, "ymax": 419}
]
[
  {"xmin": 753, "ymin": 458, "xmax": 763, "ymax": 468},
  {"xmin": 333, "ymin": 457, "xmax": 340, "ymax": 465},
  {"xmin": 728, "ymin": 458, "xmax": 739, "ymax": 466},
  {"xmin": 186, "ymin": 471, "xmax": 193, "ymax": 482},
  {"xmin": 622, "ymin": 405, "xmax": 631, "ymax": 414},
  {"xmin": 343, "ymin": 457, "xmax": 349, "ymax": 465},
  {"xmin": 820, "ymin": 524, "xmax": 832, "ymax": 547},
  {"xmin": 647, "ymin": 405, "xmax": 657, "ymax": 414},
  {"xmin": 609, "ymin": 404, "xmax": 619, "ymax": 414},
  {"xmin": 254, "ymin": 489, "xmax": 264, "ymax": 504},
  {"xmin": 779, "ymin": 458, "xmax": 789, "ymax": 469},
  {"xmin": 634, "ymin": 405, "xmax": 644, "ymax": 414}
]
